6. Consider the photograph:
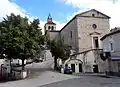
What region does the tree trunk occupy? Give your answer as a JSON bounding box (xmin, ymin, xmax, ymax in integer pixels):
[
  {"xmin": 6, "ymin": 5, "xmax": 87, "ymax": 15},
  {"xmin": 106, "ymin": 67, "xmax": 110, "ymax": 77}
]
[
  {"xmin": 10, "ymin": 58, "xmax": 12, "ymax": 73},
  {"xmin": 54, "ymin": 57, "xmax": 57, "ymax": 70},
  {"xmin": 22, "ymin": 59, "xmax": 25, "ymax": 71},
  {"xmin": 9, "ymin": 58, "xmax": 12, "ymax": 80}
]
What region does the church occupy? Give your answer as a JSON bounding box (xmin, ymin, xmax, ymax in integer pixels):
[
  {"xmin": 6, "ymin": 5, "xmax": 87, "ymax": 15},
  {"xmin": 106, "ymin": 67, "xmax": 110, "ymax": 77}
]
[{"xmin": 44, "ymin": 9, "xmax": 110, "ymax": 73}]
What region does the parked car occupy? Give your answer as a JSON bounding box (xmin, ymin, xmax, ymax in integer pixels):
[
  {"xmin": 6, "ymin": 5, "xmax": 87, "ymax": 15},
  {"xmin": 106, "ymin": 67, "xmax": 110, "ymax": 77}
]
[{"xmin": 64, "ymin": 67, "xmax": 72, "ymax": 74}]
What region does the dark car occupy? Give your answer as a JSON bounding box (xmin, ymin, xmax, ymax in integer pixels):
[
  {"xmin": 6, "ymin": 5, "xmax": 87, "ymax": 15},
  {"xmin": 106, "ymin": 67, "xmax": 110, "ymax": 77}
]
[{"xmin": 64, "ymin": 67, "xmax": 72, "ymax": 74}]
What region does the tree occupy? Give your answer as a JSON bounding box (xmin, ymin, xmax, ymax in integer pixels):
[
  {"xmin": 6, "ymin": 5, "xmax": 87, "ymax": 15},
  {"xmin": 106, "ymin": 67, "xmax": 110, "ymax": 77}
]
[
  {"xmin": 50, "ymin": 40, "xmax": 71, "ymax": 70},
  {"xmin": 0, "ymin": 13, "xmax": 45, "ymax": 70}
]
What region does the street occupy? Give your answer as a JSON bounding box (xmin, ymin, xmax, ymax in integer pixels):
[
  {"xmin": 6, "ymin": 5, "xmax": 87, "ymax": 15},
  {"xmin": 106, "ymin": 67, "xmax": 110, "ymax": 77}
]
[
  {"xmin": 0, "ymin": 53, "xmax": 120, "ymax": 87},
  {"xmin": 0, "ymin": 70, "xmax": 78, "ymax": 87},
  {"xmin": 40, "ymin": 75, "xmax": 120, "ymax": 87},
  {"xmin": 0, "ymin": 57, "xmax": 78, "ymax": 87},
  {"xmin": 1, "ymin": 60, "xmax": 120, "ymax": 87},
  {"xmin": 1, "ymin": 73, "xmax": 120, "ymax": 87}
]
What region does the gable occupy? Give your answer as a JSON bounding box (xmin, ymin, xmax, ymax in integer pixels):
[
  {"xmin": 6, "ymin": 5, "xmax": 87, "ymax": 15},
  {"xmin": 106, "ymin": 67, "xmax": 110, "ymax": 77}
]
[
  {"xmin": 77, "ymin": 9, "xmax": 110, "ymax": 19},
  {"xmin": 89, "ymin": 32, "xmax": 101, "ymax": 35}
]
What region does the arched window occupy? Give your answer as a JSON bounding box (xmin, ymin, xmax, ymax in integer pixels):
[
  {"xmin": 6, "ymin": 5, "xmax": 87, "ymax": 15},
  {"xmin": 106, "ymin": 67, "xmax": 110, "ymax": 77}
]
[
  {"xmin": 48, "ymin": 26, "xmax": 50, "ymax": 30},
  {"xmin": 51, "ymin": 26, "xmax": 54, "ymax": 30}
]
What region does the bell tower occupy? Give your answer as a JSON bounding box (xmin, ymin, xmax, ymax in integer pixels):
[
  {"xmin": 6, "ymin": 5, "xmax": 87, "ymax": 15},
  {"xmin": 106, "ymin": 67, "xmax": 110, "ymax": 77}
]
[{"xmin": 44, "ymin": 13, "xmax": 56, "ymax": 34}]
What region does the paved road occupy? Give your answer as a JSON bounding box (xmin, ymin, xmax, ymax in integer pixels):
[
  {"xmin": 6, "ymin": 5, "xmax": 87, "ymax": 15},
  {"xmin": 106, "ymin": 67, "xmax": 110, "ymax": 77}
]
[
  {"xmin": 0, "ymin": 71, "xmax": 78, "ymax": 87},
  {"xmin": 0, "ymin": 56, "xmax": 78, "ymax": 87},
  {"xmin": 1, "ymin": 50, "xmax": 120, "ymax": 87},
  {"xmin": 40, "ymin": 75, "xmax": 120, "ymax": 87},
  {"xmin": 25, "ymin": 53, "xmax": 54, "ymax": 79}
]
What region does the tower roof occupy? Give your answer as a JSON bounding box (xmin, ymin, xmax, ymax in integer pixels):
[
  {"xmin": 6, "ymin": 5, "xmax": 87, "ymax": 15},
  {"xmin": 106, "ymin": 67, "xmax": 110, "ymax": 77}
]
[
  {"xmin": 48, "ymin": 13, "xmax": 52, "ymax": 19},
  {"xmin": 46, "ymin": 13, "xmax": 56, "ymax": 25}
]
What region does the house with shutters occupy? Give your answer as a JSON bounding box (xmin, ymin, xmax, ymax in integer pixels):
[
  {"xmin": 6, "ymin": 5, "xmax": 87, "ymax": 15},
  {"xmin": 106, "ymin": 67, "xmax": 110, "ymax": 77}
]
[{"xmin": 101, "ymin": 27, "xmax": 120, "ymax": 73}]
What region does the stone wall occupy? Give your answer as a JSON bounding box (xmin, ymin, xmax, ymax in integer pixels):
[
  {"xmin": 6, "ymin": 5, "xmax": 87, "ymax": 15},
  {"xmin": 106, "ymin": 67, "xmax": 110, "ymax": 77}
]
[
  {"xmin": 76, "ymin": 49, "xmax": 106, "ymax": 73},
  {"xmin": 60, "ymin": 18, "xmax": 79, "ymax": 51},
  {"xmin": 49, "ymin": 31, "xmax": 60, "ymax": 41},
  {"xmin": 77, "ymin": 11, "xmax": 110, "ymax": 52}
]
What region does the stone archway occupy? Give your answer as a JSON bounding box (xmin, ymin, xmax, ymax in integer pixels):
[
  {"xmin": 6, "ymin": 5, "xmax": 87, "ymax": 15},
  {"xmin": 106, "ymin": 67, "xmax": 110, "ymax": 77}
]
[{"xmin": 64, "ymin": 59, "xmax": 83, "ymax": 73}]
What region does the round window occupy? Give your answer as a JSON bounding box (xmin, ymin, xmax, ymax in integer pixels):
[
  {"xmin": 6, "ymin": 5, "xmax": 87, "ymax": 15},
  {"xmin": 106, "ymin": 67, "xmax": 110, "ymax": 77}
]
[{"xmin": 92, "ymin": 24, "xmax": 97, "ymax": 29}]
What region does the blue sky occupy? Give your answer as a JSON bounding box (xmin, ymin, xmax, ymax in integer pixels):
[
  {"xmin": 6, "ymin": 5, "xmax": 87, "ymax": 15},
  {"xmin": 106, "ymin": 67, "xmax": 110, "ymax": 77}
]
[
  {"xmin": 13, "ymin": 0, "xmax": 78, "ymax": 23},
  {"xmin": 0, "ymin": 0, "xmax": 120, "ymax": 31}
]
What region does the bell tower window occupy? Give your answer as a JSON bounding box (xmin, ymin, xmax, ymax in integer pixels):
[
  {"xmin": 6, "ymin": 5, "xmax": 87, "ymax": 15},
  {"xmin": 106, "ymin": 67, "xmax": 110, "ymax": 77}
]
[
  {"xmin": 51, "ymin": 26, "xmax": 54, "ymax": 30},
  {"xmin": 48, "ymin": 26, "xmax": 50, "ymax": 30}
]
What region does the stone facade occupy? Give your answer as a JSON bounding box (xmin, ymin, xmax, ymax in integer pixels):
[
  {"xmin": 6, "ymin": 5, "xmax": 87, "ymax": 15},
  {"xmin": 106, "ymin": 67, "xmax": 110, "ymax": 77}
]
[
  {"xmin": 45, "ymin": 9, "xmax": 110, "ymax": 73},
  {"xmin": 49, "ymin": 31, "xmax": 60, "ymax": 41},
  {"xmin": 77, "ymin": 14, "xmax": 110, "ymax": 52},
  {"xmin": 60, "ymin": 18, "xmax": 78, "ymax": 51},
  {"xmin": 61, "ymin": 9, "xmax": 110, "ymax": 73},
  {"xmin": 64, "ymin": 58, "xmax": 83, "ymax": 73}
]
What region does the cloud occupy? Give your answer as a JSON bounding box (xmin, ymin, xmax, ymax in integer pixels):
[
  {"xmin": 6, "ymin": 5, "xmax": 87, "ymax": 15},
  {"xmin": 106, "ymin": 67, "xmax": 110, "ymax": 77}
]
[
  {"xmin": 0, "ymin": 0, "xmax": 45, "ymax": 33},
  {"xmin": 54, "ymin": 21, "xmax": 66, "ymax": 30},
  {"xmin": 60, "ymin": 0, "xmax": 120, "ymax": 28},
  {"xmin": 0, "ymin": 0, "xmax": 28, "ymax": 20},
  {"xmin": 0, "ymin": 0, "xmax": 65, "ymax": 34}
]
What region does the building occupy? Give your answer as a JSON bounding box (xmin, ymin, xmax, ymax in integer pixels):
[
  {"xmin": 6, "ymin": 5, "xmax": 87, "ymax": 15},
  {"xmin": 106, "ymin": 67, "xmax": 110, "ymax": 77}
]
[
  {"xmin": 44, "ymin": 14, "xmax": 60, "ymax": 41},
  {"xmin": 101, "ymin": 27, "xmax": 120, "ymax": 72},
  {"xmin": 44, "ymin": 9, "xmax": 110, "ymax": 73}
]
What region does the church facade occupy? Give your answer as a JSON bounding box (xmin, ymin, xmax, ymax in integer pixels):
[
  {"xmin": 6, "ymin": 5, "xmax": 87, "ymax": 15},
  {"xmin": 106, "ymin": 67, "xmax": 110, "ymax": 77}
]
[{"xmin": 44, "ymin": 9, "xmax": 110, "ymax": 73}]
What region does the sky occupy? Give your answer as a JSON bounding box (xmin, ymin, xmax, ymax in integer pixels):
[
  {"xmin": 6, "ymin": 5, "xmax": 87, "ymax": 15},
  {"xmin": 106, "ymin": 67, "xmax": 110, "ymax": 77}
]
[{"xmin": 0, "ymin": 0, "xmax": 120, "ymax": 33}]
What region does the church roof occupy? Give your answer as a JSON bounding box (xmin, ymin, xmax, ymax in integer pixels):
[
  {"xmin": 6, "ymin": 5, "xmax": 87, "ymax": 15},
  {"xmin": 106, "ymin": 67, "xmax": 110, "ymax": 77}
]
[
  {"xmin": 76, "ymin": 9, "xmax": 110, "ymax": 19},
  {"xmin": 60, "ymin": 9, "xmax": 110, "ymax": 32},
  {"xmin": 49, "ymin": 30, "xmax": 60, "ymax": 32},
  {"xmin": 45, "ymin": 22, "xmax": 56, "ymax": 25}
]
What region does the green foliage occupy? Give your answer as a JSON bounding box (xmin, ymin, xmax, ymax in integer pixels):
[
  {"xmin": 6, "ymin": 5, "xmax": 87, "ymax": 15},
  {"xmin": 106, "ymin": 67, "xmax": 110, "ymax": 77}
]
[
  {"xmin": 51, "ymin": 40, "xmax": 71, "ymax": 60},
  {"xmin": 0, "ymin": 13, "xmax": 45, "ymax": 70},
  {"xmin": 50, "ymin": 40, "xmax": 71, "ymax": 69}
]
